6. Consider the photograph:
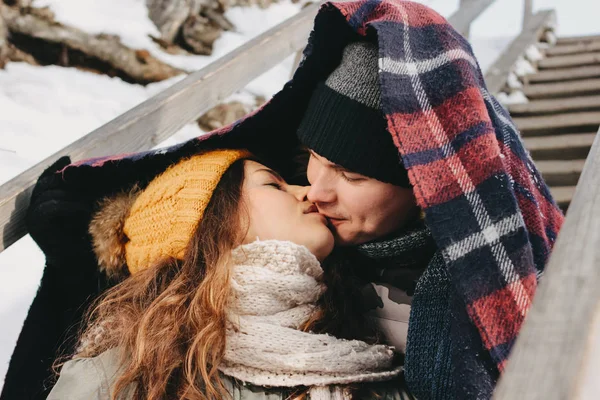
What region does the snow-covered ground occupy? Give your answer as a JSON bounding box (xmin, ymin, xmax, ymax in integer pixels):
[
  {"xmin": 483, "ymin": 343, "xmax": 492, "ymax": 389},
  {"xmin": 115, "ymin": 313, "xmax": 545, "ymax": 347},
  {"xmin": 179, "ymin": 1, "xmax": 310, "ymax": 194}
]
[{"xmin": 0, "ymin": 0, "xmax": 597, "ymax": 390}]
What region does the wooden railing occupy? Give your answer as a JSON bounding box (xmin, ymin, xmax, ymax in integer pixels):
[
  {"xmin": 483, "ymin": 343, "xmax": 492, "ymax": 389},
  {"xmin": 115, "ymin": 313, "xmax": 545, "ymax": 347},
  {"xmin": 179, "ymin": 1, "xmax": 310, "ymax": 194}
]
[
  {"xmin": 484, "ymin": 8, "xmax": 556, "ymax": 94},
  {"xmin": 0, "ymin": 0, "xmax": 499, "ymax": 253},
  {"xmin": 493, "ymin": 127, "xmax": 600, "ymax": 399}
]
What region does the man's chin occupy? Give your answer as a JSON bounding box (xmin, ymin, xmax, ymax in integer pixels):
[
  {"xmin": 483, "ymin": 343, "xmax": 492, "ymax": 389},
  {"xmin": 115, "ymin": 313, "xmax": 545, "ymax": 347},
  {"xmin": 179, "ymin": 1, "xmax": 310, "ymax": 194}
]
[{"xmin": 332, "ymin": 229, "xmax": 361, "ymax": 247}]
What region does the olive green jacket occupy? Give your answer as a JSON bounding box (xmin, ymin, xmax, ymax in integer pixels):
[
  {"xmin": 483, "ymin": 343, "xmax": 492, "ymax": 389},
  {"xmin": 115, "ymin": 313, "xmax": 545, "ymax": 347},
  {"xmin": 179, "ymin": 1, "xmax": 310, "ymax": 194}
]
[{"xmin": 47, "ymin": 348, "xmax": 410, "ymax": 400}]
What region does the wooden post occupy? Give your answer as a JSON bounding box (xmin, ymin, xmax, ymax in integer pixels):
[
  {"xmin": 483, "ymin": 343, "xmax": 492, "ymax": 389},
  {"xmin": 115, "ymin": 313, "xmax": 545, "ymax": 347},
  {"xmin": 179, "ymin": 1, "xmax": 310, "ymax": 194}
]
[
  {"xmin": 450, "ymin": 0, "xmax": 497, "ymax": 41},
  {"xmin": 459, "ymin": 0, "xmax": 472, "ymax": 39},
  {"xmin": 523, "ymin": 0, "xmax": 533, "ymax": 31}
]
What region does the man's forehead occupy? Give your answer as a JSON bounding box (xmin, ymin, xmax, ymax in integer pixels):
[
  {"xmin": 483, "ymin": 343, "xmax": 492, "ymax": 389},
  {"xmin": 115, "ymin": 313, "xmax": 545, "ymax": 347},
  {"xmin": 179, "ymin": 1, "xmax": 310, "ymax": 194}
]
[{"xmin": 310, "ymin": 150, "xmax": 350, "ymax": 172}]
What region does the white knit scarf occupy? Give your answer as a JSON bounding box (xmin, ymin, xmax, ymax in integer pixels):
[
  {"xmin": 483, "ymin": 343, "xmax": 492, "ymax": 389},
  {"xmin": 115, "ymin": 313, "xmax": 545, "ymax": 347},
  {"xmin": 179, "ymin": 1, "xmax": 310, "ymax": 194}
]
[{"xmin": 219, "ymin": 240, "xmax": 402, "ymax": 399}]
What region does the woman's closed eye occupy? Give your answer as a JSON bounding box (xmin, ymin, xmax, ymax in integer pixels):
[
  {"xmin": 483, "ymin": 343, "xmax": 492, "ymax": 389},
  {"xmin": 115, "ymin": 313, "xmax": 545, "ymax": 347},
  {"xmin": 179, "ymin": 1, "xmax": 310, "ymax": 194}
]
[{"xmin": 266, "ymin": 182, "xmax": 283, "ymax": 190}]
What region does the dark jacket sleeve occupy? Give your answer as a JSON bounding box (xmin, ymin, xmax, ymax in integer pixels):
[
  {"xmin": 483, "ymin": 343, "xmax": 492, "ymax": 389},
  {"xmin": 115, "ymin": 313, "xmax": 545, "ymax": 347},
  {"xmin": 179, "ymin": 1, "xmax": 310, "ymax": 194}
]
[{"xmin": 1, "ymin": 157, "xmax": 105, "ymax": 400}]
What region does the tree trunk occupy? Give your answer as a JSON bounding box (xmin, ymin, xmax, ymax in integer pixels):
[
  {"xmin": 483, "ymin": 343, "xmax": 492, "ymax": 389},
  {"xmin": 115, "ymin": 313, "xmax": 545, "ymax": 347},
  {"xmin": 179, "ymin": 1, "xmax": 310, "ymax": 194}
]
[{"xmin": 1, "ymin": 4, "xmax": 184, "ymax": 83}]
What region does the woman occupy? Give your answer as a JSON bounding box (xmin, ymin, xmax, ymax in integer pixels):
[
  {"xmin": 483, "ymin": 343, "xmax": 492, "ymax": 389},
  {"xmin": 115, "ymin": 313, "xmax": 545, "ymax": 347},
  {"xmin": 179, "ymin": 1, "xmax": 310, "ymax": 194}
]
[{"xmin": 47, "ymin": 149, "xmax": 404, "ymax": 400}]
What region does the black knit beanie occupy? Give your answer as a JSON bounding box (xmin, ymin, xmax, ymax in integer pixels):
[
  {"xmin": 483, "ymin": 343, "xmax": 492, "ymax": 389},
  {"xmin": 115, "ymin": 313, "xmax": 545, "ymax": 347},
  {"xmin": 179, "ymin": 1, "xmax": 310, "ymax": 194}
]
[{"xmin": 297, "ymin": 41, "xmax": 410, "ymax": 187}]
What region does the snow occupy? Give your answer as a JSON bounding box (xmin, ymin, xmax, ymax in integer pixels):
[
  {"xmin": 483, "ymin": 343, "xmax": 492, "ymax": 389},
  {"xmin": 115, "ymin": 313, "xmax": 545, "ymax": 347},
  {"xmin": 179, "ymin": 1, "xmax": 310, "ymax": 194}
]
[
  {"xmin": 1, "ymin": 0, "xmax": 599, "ymax": 391},
  {"xmin": 507, "ymin": 72, "xmax": 523, "ymax": 90},
  {"xmin": 496, "ymin": 90, "xmax": 529, "ymax": 105},
  {"xmin": 514, "ymin": 56, "xmax": 537, "ymax": 77},
  {"xmin": 545, "ymin": 30, "xmax": 558, "ymax": 46},
  {"xmin": 525, "ymin": 44, "xmax": 544, "ymax": 63}
]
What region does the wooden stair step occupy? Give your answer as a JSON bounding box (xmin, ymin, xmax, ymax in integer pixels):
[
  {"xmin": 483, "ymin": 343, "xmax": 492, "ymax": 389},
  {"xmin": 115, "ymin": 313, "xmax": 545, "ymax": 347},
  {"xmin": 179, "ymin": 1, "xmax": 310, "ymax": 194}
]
[
  {"xmin": 536, "ymin": 160, "xmax": 585, "ymax": 186},
  {"xmin": 550, "ymin": 186, "xmax": 576, "ymax": 210},
  {"xmin": 538, "ymin": 52, "xmax": 600, "ymax": 70},
  {"xmin": 513, "ymin": 111, "xmax": 600, "ymax": 136},
  {"xmin": 523, "ymin": 132, "xmax": 596, "ymax": 160},
  {"xmin": 508, "ymin": 95, "xmax": 600, "ymax": 115},
  {"xmin": 556, "ymin": 34, "xmax": 600, "ymax": 45},
  {"xmin": 546, "ymin": 41, "xmax": 600, "ymax": 57},
  {"xmin": 526, "ymin": 66, "xmax": 600, "ymax": 84},
  {"xmin": 524, "ymin": 78, "xmax": 600, "ymax": 99}
]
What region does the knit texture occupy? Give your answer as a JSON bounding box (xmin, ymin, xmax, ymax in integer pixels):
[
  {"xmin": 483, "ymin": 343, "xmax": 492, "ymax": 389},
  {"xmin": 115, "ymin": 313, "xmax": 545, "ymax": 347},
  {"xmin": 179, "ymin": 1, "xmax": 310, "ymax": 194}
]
[
  {"xmin": 404, "ymin": 252, "xmax": 454, "ymax": 400},
  {"xmin": 123, "ymin": 149, "xmax": 250, "ymax": 273},
  {"xmin": 356, "ymin": 221, "xmax": 435, "ymax": 296},
  {"xmin": 297, "ymin": 41, "xmax": 410, "ymax": 187},
  {"xmin": 219, "ymin": 240, "xmax": 402, "ymax": 398}
]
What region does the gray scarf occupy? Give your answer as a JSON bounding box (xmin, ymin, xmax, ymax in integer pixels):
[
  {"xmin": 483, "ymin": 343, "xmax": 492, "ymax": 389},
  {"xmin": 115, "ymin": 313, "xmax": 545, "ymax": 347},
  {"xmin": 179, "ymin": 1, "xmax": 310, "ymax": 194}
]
[
  {"xmin": 356, "ymin": 221, "xmax": 497, "ymax": 399},
  {"xmin": 355, "ymin": 223, "xmax": 456, "ymax": 400},
  {"xmin": 356, "ymin": 221, "xmax": 435, "ymax": 296}
]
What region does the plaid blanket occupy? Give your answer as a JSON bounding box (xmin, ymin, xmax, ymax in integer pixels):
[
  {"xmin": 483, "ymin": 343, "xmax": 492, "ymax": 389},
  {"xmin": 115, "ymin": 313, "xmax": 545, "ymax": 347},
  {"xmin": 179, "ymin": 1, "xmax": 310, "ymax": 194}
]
[
  {"xmin": 12, "ymin": 0, "xmax": 563, "ymax": 398},
  {"xmin": 66, "ymin": 0, "xmax": 564, "ymax": 379},
  {"xmin": 336, "ymin": 0, "xmax": 565, "ymax": 374}
]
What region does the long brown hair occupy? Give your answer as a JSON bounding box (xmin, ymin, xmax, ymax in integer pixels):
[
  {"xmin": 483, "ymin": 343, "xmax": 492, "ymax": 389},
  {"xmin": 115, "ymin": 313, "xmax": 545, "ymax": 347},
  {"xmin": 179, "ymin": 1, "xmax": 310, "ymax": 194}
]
[
  {"xmin": 72, "ymin": 159, "xmax": 377, "ymax": 400},
  {"xmin": 75, "ymin": 159, "xmax": 247, "ymax": 400}
]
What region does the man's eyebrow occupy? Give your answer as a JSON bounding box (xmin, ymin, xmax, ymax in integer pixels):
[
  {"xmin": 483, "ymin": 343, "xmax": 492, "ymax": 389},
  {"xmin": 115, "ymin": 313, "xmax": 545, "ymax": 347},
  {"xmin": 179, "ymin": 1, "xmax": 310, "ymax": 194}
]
[{"xmin": 255, "ymin": 168, "xmax": 285, "ymax": 181}]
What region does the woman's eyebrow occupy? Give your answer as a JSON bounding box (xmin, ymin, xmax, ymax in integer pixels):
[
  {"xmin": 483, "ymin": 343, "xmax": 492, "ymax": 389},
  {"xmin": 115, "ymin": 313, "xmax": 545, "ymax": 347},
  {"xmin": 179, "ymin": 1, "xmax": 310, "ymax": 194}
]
[{"xmin": 255, "ymin": 168, "xmax": 285, "ymax": 181}]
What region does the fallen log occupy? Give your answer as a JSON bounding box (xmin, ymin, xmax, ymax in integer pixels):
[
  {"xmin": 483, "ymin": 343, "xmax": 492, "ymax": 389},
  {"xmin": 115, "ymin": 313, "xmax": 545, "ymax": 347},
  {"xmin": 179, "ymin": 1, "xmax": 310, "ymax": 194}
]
[
  {"xmin": 0, "ymin": 4, "xmax": 184, "ymax": 83},
  {"xmin": 182, "ymin": 14, "xmax": 221, "ymax": 55},
  {"xmin": 146, "ymin": 0, "xmax": 204, "ymax": 43},
  {"xmin": 0, "ymin": 11, "xmax": 7, "ymax": 68}
]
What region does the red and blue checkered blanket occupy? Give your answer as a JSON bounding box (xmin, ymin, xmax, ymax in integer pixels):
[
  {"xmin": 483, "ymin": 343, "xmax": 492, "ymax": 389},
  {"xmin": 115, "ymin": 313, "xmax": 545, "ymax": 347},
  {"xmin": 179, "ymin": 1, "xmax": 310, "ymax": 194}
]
[{"xmin": 332, "ymin": 0, "xmax": 565, "ymax": 373}]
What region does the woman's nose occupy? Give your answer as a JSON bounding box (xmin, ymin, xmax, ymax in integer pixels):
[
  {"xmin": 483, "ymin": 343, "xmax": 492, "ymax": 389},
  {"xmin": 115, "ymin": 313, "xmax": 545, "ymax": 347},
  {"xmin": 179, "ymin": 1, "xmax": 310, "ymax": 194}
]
[{"xmin": 288, "ymin": 185, "xmax": 309, "ymax": 201}]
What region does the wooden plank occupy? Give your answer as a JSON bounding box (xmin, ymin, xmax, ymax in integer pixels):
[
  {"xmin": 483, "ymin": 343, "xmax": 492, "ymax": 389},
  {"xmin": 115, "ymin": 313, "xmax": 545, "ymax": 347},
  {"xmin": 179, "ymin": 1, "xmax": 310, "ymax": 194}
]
[
  {"xmin": 522, "ymin": 0, "xmax": 533, "ymax": 31},
  {"xmin": 493, "ymin": 128, "xmax": 600, "ymax": 399},
  {"xmin": 526, "ymin": 65, "xmax": 600, "ymax": 84},
  {"xmin": 536, "ymin": 159, "xmax": 585, "ymax": 186},
  {"xmin": 485, "ymin": 10, "xmax": 556, "ymax": 94},
  {"xmin": 549, "ymin": 185, "xmax": 575, "ymax": 209},
  {"xmin": 524, "ymin": 78, "xmax": 600, "ymax": 99},
  {"xmin": 0, "ymin": 2, "xmax": 320, "ymax": 253},
  {"xmin": 508, "ymin": 95, "xmax": 600, "ymax": 115},
  {"xmin": 556, "ymin": 34, "xmax": 600, "ymax": 45},
  {"xmin": 513, "ymin": 111, "xmax": 600, "ymax": 135},
  {"xmin": 546, "ymin": 41, "xmax": 600, "ymax": 57},
  {"xmin": 523, "ymin": 132, "xmax": 596, "ymax": 160},
  {"xmin": 538, "ymin": 52, "xmax": 600, "ymax": 70},
  {"xmin": 448, "ymin": 0, "xmax": 496, "ymax": 40}
]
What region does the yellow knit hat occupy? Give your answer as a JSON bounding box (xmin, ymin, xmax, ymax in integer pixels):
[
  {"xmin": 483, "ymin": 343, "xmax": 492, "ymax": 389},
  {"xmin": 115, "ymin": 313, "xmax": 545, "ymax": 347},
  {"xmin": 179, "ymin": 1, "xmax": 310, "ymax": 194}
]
[{"xmin": 122, "ymin": 149, "xmax": 251, "ymax": 274}]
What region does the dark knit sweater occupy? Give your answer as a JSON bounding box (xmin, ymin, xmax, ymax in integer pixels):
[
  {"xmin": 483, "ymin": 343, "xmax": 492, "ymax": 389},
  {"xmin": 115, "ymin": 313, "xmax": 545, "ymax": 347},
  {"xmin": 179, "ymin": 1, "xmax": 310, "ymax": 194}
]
[{"xmin": 357, "ymin": 223, "xmax": 496, "ymax": 399}]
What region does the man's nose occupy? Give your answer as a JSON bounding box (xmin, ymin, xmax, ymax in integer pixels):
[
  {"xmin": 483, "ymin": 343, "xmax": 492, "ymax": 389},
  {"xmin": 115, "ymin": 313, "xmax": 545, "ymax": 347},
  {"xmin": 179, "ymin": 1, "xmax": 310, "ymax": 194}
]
[{"xmin": 306, "ymin": 179, "xmax": 336, "ymax": 204}]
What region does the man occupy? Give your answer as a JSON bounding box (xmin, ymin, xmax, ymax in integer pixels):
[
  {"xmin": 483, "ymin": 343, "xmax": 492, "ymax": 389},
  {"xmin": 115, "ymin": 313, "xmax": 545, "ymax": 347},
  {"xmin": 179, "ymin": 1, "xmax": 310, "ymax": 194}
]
[{"xmin": 294, "ymin": 29, "xmax": 563, "ymax": 398}]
